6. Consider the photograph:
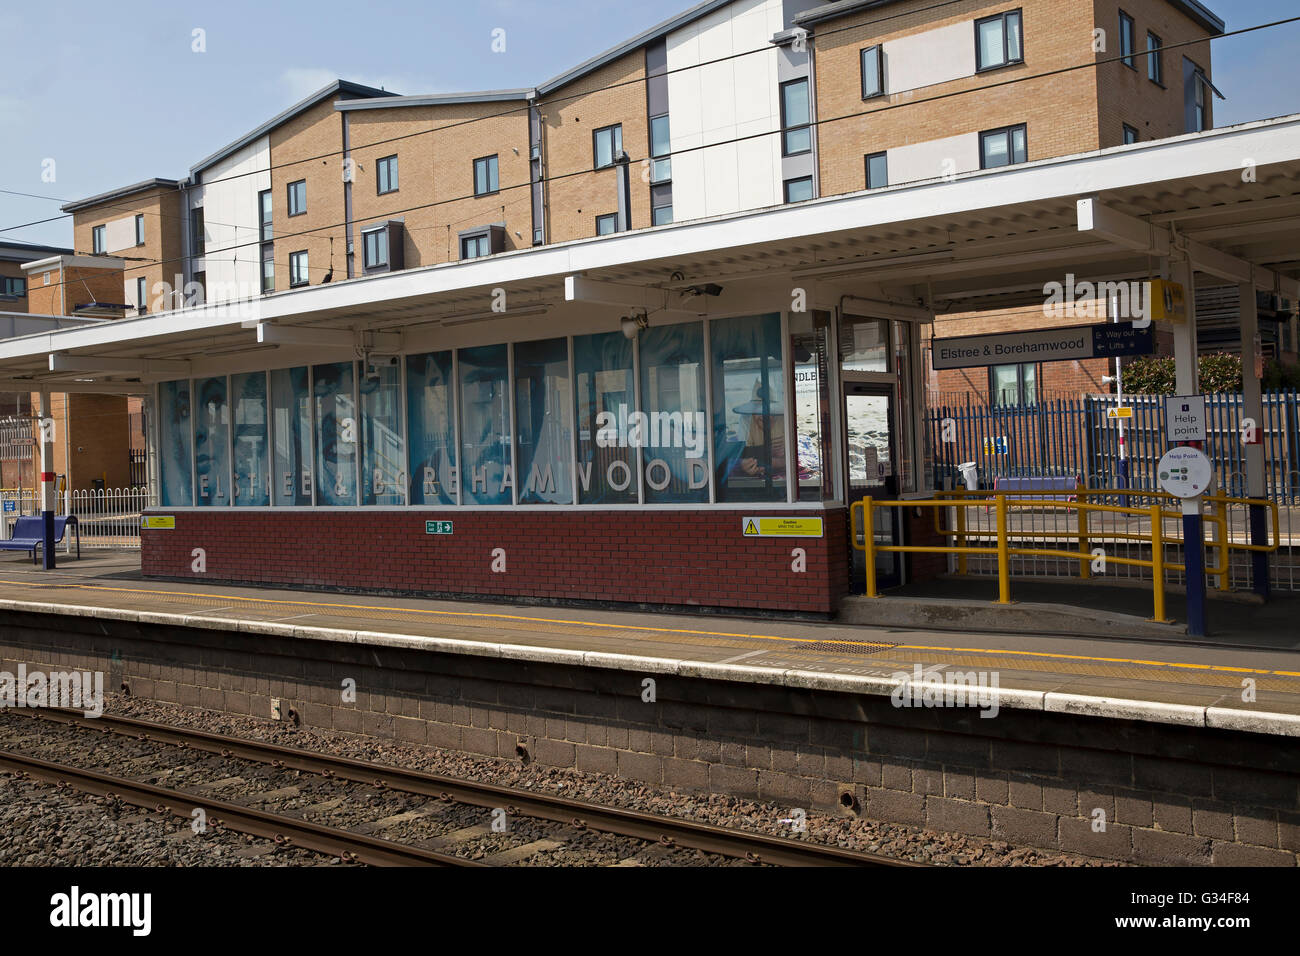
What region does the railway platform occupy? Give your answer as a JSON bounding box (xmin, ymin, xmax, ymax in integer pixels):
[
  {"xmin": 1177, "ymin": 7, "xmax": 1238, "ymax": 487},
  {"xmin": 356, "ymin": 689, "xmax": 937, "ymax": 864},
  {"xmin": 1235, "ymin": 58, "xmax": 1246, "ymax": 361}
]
[{"xmin": 1, "ymin": 552, "xmax": 1298, "ymax": 866}]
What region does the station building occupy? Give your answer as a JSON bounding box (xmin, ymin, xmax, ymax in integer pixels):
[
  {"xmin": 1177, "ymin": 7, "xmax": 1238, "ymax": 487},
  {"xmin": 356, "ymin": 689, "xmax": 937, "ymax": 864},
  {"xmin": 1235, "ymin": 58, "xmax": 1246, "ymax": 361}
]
[{"xmin": 9, "ymin": 0, "xmax": 1292, "ymax": 619}]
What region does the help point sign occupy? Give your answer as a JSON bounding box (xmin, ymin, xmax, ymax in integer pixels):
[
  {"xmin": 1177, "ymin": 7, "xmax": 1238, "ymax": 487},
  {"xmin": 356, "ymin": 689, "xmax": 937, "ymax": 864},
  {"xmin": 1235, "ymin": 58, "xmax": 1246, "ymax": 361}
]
[{"xmin": 1165, "ymin": 395, "xmax": 1207, "ymax": 443}]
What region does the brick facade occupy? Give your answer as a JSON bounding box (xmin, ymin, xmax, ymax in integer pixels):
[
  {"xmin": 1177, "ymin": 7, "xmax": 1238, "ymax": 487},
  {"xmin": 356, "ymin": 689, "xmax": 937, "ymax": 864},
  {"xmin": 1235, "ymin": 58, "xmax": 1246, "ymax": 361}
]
[
  {"xmin": 70, "ymin": 186, "xmax": 184, "ymax": 313},
  {"xmin": 539, "ymin": 51, "xmax": 652, "ymax": 242},
  {"xmin": 142, "ymin": 507, "xmax": 850, "ymax": 615},
  {"xmin": 347, "ymin": 102, "xmax": 533, "ymax": 269}
]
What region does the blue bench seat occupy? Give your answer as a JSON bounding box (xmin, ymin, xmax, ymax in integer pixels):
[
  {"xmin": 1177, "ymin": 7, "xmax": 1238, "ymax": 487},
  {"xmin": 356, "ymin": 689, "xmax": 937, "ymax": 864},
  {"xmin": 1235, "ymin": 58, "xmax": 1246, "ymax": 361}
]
[{"xmin": 0, "ymin": 515, "xmax": 80, "ymax": 563}]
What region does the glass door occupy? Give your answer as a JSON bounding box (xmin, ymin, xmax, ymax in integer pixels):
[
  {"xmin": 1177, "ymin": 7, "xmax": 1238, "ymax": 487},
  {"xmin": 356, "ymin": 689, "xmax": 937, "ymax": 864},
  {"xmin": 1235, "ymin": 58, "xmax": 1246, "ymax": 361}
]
[{"xmin": 844, "ymin": 382, "xmax": 902, "ymax": 592}]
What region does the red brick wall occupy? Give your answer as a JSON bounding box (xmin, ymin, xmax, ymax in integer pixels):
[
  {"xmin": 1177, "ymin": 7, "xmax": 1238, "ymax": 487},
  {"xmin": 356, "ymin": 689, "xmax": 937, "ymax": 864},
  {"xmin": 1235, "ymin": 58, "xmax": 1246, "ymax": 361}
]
[{"xmin": 142, "ymin": 508, "xmax": 850, "ymax": 616}]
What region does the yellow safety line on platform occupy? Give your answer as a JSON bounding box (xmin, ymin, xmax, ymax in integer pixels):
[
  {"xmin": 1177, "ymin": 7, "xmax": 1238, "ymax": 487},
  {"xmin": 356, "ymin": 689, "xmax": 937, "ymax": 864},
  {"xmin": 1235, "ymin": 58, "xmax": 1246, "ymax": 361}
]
[{"xmin": 2, "ymin": 576, "xmax": 1299, "ymax": 681}]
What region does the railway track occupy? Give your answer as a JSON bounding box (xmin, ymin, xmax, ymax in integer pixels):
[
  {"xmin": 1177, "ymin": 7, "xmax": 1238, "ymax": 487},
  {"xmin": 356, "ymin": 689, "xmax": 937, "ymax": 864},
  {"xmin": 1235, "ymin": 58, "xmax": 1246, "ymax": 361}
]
[{"xmin": 0, "ymin": 709, "xmax": 922, "ymax": 868}]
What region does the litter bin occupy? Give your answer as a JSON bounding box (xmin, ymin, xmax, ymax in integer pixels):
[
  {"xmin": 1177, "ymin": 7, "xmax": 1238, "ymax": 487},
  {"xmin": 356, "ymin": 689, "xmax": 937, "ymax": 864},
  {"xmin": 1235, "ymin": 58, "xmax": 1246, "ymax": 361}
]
[
  {"xmin": 958, "ymin": 462, "xmax": 979, "ymax": 492},
  {"xmin": 92, "ymin": 478, "xmax": 105, "ymax": 492}
]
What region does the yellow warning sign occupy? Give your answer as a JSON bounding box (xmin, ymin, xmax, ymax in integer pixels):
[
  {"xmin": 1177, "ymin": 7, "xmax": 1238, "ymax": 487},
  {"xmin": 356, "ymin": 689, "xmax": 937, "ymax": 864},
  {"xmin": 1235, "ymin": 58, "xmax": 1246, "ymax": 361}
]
[
  {"xmin": 141, "ymin": 516, "xmax": 176, "ymax": 530},
  {"xmin": 1107, "ymin": 407, "xmax": 1134, "ymax": 420},
  {"xmin": 742, "ymin": 517, "xmax": 824, "ymax": 538}
]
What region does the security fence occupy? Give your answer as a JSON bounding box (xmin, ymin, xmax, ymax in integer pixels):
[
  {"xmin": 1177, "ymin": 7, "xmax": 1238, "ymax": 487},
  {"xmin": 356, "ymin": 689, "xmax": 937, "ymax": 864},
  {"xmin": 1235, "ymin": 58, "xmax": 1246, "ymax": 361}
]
[
  {"xmin": 1, "ymin": 487, "xmax": 149, "ymax": 550},
  {"xmin": 927, "ymin": 391, "xmax": 1300, "ymax": 592}
]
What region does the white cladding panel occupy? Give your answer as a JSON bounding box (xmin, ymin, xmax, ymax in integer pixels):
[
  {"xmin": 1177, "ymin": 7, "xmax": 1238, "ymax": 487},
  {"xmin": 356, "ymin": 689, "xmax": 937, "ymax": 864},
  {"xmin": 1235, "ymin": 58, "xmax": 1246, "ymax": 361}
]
[
  {"xmin": 105, "ymin": 216, "xmax": 137, "ymax": 254},
  {"xmin": 188, "ymin": 136, "xmax": 271, "ymax": 303},
  {"xmin": 667, "ymin": 0, "xmax": 784, "ymax": 220},
  {"xmin": 888, "ymin": 132, "xmax": 981, "ymax": 185},
  {"xmin": 882, "ymin": 22, "xmax": 977, "ymax": 95}
]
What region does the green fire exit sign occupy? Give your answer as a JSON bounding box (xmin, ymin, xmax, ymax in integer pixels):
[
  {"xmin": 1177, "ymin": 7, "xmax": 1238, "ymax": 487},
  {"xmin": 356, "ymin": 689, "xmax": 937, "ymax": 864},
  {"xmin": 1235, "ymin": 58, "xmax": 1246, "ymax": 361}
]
[{"xmin": 425, "ymin": 521, "xmax": 454, "ymax": 535}]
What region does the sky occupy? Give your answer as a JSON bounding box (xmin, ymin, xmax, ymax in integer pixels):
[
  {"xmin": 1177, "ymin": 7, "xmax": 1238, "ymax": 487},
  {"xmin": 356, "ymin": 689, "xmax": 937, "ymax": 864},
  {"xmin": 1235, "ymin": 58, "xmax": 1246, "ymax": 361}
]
[{"xmin": 2, "ymin": 0, "xmax": 1299, "ymax": 249}]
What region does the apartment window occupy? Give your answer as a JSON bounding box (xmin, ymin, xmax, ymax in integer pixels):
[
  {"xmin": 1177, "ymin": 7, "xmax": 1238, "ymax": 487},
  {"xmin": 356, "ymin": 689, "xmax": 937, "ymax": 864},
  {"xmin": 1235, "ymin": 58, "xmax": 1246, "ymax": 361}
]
[
  {"xmin": 861, "ymin": 45, "xmax": 884, "ymax": 98},
  {"xmin": 865, "ymin": 152, "xmax": 888, "ymax": 189},
  {"xmin": 473, "ymin": 155, "xmax": 499, "ymax": 196},
  {"xmin": 287, "ymin": 180, "xmax": 306, "ymax": 217},
  {"xmin": 134, "ymin": 214, "xmax": 145, "ymax": 246},
  {"xmin": 258, "ymin": 190, "xmax": 272, "ymax": 241},
  {"xmin": 1191, "ymin": 65, "xmax": 1208, "ymax": 132},
  {"xmin": 1123, "ymin": 124, "xmax": 1139, "ymax": 145},
  {"xmin": 0, "ymin": 277, "xmax": 25, "ymax": 297},
  {"xmin": 92, "ymin": 225, "xmax": 105, "ymax": 254},
  {"xmin": 377, "ymin": 155, "xmax": 398, "ymax": 195},
  {"xmin": 461, "ymin": 234, "xmax": 490, "ymax": 259},
  {"xmin": 780, "ymin": 79, "xmax": 811, "ymax": 156},
  {"xmin": 261, "ymin": 244, "xmax": 274, "ymax": 294},
  {"xmin": 990, "ymin": 363, "xmax": 1036, "ymax": 406},
  {"xmin": 980, "ymin": 124, "xmax": 1027, "ymax": 168},
  {"xmin": 649, "ymin": 114, "xmax": 672, "ymax": 183},
  {"xmin": 1119, "ymin": 11, "xmax": 1136, "ymax": 69},
  {"xmin": 533, "ymin": 227, "xmax": 544, "ymax": 246},
  {"xmin": 593, "ymin": 124, "xmax": 623, "ymax": 169},
  {"xmin": 784, "ymin": 177, "xmax": 814, "ymax": 203},
  {"xmin": 362, "ymin": 225, "xmax": 389, "ymax": 270},
  {"xmin": 975, "ymin": 10, "xmax": 1023, "ymax": 72},
  {"xmin": 190, "ymin": 208, "xmax": 205, "ymax": 256},
  {"xmin": 136, "ymin": 276, "xmax": 147, "ymax": 312},
  {"xmin": 595, "ymin": 214, "xmax": 618, "ymax": 236},
  {"xmin": 289, "ymin": 250, "xmax": 309, "ymax": 287},
  {"xmin": 1147, "ymin": 32, "xmax": 1163, "ymax": 85},
  {"xmin": 651, "ymin": 182, "xmax": 673, "ymax": 226}
]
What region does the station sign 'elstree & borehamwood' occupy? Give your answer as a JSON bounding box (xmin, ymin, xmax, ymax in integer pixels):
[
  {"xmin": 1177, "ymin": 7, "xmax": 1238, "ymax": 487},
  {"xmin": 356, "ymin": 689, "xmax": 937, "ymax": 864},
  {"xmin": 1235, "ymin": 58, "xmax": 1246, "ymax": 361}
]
[{"xmin": 930, "ymin": 322, "xmax": 1154, "ymax": 371}]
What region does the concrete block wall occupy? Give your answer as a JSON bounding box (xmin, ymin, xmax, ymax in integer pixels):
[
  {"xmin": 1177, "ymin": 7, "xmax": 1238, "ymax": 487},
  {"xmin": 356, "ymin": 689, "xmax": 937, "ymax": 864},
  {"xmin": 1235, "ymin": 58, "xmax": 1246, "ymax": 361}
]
[{"xmin": 3, "ymin": 609, "xmax": 1295, "ymax": 866}]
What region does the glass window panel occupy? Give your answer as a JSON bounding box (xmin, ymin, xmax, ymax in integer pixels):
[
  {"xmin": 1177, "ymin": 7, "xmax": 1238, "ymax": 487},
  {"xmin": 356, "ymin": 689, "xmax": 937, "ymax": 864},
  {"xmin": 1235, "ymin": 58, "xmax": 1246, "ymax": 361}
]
[
  {"xmin": 790, "ymin": 311, "xmax": 833, "ymax": 502},
  {"xmin": 840, "ymin": 316, "xmax": 889, "ymax": 372},
  {"xmin": 1011, "ymin": 126, "xmax": 1027, "ymax": 163},
  {"xmin": 361, "ymin": 363, "xmax": 405, "ymax": 506},
  {"xmin": 978, "ymin": 18, "xmax": 1005, "ymax": 69},
  {"xmin": 867, "ymin": 152, "xmax": 887, "ymax": 189},
  {"xmin": 596, "ymin": 214, "xmax": 618, "ymax": 236},
  {"xmin": 652, "ymin": 204, "xmax": 673, "ymax": 226},
  {"xmin": 650, "ymin": 115, "xmax": 670, "ymax": 157},
  {"xmin": 651, "ymin": 157, "xmax": 672, "ymax": 183},
  {"xmin": 982, "ymin": 130, "xmax": 1010, "ymax": 167},
  {"xmin": 231, "ymin": 372, "xmax": 269, "ymax": 507},
  {"xmin": 784, "ymin": 127, "xmax": 811, "ymax": 155},
  {"xmin": 458, "ymin": 344, "xmax": 512, "ymax": 505},
  {"xmin": 194, "ymin": 376, "xmax": 230, "ymax": 506},
  {"xmin": 1022, "ymin": 363, "xmax": 1037, "ymax": 405},
  {"xmin": 406, "ymin": 351, "xmax": 458, "ymax": 506},
  {"xmin": 782, "ymin": 80, "xmax": 809, "ymax": 126},
  {"xmin": 270, "ymin": 367, "xmax": 312, "ymax": 506},
  {"xmin": 711, "ymin": 314, "xmax": 786, "ymax": 503},
  {"xmin": 991, "ymin": 364, "xmax": 1020, "ymax": 405},
  {"xmin": 1006, "ymin": 12, "xmax": 1022, "ymax": 61},
  {"xmin": 638, "ymin": 322, "xmax": 708, "ymax": 503},
  {"xmin": 313, "ymin": 362, "xmax": 358, "ymax": 506},
  {"xmin": 785, "ymin": 177, "xmax": 813, "ymax": 202},
  {"xmin": 574, "ymin": 332, "xmax": 637, "ymax": 504},
  {"xmin": 158, "ymin": 380, "xmax": 193, "ymax": 507},
  {"xmin": 514, "ymin": 338, "xmax": 572, "ymax": 505},
  {"xmin": 862, "ymin": 46, "xmax": 882, "ymax": 97}
]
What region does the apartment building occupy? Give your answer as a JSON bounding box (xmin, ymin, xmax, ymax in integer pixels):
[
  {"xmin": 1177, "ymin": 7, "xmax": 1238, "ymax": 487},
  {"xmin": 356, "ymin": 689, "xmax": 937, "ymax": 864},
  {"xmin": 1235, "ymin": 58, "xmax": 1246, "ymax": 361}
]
[
  {"xmin": 60, "ymin": 0, "xmax": 1221, "ymax": 311},
  {"xmin": 0, "ymin": 240, "xmax": 75, "ymax": 312}
]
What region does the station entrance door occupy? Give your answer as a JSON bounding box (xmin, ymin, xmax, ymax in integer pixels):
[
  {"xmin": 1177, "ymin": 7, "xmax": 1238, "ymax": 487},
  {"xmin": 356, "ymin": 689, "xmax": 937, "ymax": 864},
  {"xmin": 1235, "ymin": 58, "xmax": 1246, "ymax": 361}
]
[{"xmin": 843, "ymin": 379, "xmax": 901, "ymax": 592}]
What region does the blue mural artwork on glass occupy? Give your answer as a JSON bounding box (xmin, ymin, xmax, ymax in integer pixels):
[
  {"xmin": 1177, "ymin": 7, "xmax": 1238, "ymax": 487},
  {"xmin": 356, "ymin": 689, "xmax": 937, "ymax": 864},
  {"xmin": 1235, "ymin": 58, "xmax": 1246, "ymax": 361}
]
[
  {"xmin": 313, "ymin": 361, "xmax": 358, "ymax": 506},
  {"xmin": 406, "ymin": 351, "xmax": 457, "ymax": 505},
  {"xmin": 193, "ymin": 376, "xmax": 231, "ymax": 506},
  {"xmin": 158, "ymin": 380, "xmax": 193, "ymax": 507},
  {"xmin": 458, "ymin": 345, "xmax": 512, "ymax": 505}
]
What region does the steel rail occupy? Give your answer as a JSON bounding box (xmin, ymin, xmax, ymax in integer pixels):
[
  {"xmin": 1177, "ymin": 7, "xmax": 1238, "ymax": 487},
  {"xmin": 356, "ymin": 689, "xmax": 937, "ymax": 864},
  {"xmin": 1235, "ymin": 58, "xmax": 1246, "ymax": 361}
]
[
  {"xmin": 21, "ymin": 709, "xmax": 920, "ymax": 867},
  {"xmin": 0, "ymin": 745, "xmax": 478, "ymax": 867}
]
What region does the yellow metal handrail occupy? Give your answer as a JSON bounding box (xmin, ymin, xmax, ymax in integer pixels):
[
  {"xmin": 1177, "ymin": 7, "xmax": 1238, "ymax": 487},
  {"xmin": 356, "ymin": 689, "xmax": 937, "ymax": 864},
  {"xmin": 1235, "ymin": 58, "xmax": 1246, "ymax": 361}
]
[{"xmin": 851, "ymin": 490, "xmax": 1279, "ymax": 624}]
